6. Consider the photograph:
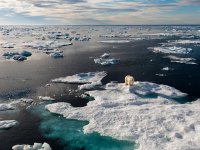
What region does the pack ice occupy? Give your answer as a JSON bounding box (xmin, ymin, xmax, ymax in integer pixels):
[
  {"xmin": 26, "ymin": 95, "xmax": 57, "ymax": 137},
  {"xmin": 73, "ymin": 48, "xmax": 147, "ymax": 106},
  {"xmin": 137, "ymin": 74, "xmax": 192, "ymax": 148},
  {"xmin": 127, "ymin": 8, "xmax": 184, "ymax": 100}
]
[{"xmin": 44, "ymin": 80, "xmax": 200, "ymax": 150}]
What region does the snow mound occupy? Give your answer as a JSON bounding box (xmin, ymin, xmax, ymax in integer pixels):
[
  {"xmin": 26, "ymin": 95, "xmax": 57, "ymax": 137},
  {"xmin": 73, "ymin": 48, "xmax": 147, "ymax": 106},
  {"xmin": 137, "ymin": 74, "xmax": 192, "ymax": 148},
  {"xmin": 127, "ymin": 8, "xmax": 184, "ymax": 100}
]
[
  {"xmin": 46, "ymin": 81, "xmax": 192, "ymax": 150},
  {"xmin": 52, "ymin": 71, "xmax": 107, "ymax": 90},
  {"xmin": 0, "ymin": 103, "xmax": 15, "ymax": 111},
  {"xmin": 39, "ymin": 96, "xmax": 55, "ymax": 101},
  {"xmin": 150, "ymin": 46, "xmax": 192, "ymax": 54},
  {"xmin": 12, "ymin": 142, "xmax": 52, "ymax": 150},
  {"xmin": 165, "ymin": 55, "xmax": 197, "ymax": 65},
  {"xmin": 0, "ymin": 120, "xmax": 19, "ymax": 129}
]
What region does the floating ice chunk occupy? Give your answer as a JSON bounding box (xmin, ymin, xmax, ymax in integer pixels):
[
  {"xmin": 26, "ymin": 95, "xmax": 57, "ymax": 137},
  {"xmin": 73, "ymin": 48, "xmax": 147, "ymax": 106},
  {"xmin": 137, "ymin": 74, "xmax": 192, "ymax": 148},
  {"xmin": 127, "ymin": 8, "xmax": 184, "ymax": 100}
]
[
  {"xmin": 150, "ymin": 46, "xmax": 192, "ymax": 54},
  {"xmin": 12, "ymin": 142, "xmax": 52, "ymax": 150},
  {"xmin": 0, "ymin": 103, "xmax": 15, "ymax": 111},
  {"xmin": 46, "ymin": 82, "xmax": 200, "ymax": 150},
  {"xmin": 20, "ymin": 50, "xmax": 32, "ymax": 57},
  {"xmin": 98, "ymin": 40, "xmax": 130, "ymax": 43},
  {"xmin": 101, "ymin": 53, "xmax": 110, "ymax": 58},
  {"xmin": 165, "ymin": 55, "xmax": 197, "ymax": 65},
  {"xmin": 38, "ymin": 96, "xmax": 55, "ymax": 101},
  {"xmin": 155, "ymin": 74, "xmax": 166, "ymax": 77},
  {"xmin": 162, "ymin": 67, "xmax": 173, "ymax": 71},
  {"xmin": 49, "ymin": 52, "xmax": 63, "ymax": 58},
  {"xmin": 0, "ymin": 120, "xmax": 18, "ymax": 129},
  {"xmin": 94, "ymin": 58, "xmax": 120, "ymax": 66},
  {"xmin": 172, "ymin": 40, "xmax": 200, "ymax": 45},
  {"xmin": 13, "ymin": 55, "xmax": 27, "ymax": 61},
  {"xmin": 2, "ymin": 52, "xmax": 19, "ymax": 58}
]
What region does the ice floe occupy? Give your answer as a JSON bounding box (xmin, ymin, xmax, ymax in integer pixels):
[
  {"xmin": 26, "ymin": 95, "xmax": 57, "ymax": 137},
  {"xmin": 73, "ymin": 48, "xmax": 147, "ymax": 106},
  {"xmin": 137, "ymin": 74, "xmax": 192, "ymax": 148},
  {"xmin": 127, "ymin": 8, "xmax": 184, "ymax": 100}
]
[
  {"xmin": 0, "ymin": 120, "xmax": 19, "ymax": 129},
  {"xmin": 38, "ymin": 96, "xmax": 55, "ymax": 101},
  {"xmin": 101, "ymin": 53, "xmax": 110, "ymax": 58},
  {"xmin": 0, "ymin": 103, "xmax": 15, "ymax": 111},
  {"xmin": 172, "ymin": 40, "xmax": 200, "ymax": 45},
  {"xmin": 98, "ymin": 40, "xmax": 131, "ymax": 43},
  {"xmin": 46, "ymin": 81, "xmax": 198, "ymax": 150},
  {"xmin": 165, "ymin": 55, "xmax": 197, "ymax": 65},
  {"xmin": 94, "ymin": 58, "xmax": 120, "ymax": 66},
  {"xmin": 52, "ymin": 71, "xmax": 107, "ymax": 90},
  {"xmin": 162, "ymin": 67, "xmax": 173, "ymax": 71},
  {"xmin": 12, "ymin": 142, "xmax": 52, "ymax": 150},
  {"xmin": 2, "ymin": 50, "xmax": 32, "ymax": 61},
  {"xmin": 150, "ymin": 46, "xmax": 192, "ymax": 54}
]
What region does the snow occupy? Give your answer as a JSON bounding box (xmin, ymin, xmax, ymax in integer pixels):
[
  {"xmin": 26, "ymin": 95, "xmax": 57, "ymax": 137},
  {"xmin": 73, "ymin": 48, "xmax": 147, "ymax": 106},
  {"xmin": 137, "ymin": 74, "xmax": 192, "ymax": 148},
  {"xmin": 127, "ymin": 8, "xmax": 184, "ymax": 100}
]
[
  {"xmin": 0, "ymin": 103, "xmax": 15, "ymax": 111},
  {"xmin": 94, "ymin": 58, "xmax": 120, "ymax": 66},
  {"xmin": 46, "ymin": 81, "xmax": 193, "ymax": 150},
  {"xmin": 52, "ymin": 71, "xmax": 107, "ymax": 90},
  {"xmin": 150, "ymin": 46, "xmax": 192, "ymax": 54},
  {"xmin": 12, "ymin": 142, "xmax": 52, "ymax": 150},
  {"xmin": 165, "ymin": 55, "xmax": 197, "ymax": 65},
  {"xmin": 0, "ymin": 120, "xmax": 19, "ymax": 129},
  {"xmin": 38, "ymin": 96, "xmax": 55, "ymax": 101}
]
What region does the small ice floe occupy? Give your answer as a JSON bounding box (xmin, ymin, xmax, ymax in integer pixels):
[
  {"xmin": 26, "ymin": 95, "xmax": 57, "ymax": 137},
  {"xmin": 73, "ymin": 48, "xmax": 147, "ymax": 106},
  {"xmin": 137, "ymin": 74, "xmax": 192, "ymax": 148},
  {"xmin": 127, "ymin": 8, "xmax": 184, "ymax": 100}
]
[
  {"xmin": 155, "ymin": 74, "xmax": 166, "ymax": 77},
  {"xmin": 165, "ymin": 55, "xmax": 197, "ymax": 65},
  {"xmin": 94, "ymin": 58, "xmax": 120, "ymax": 66},
  {"xmin": 172, "ymin": 40, "xmax": 200, "ymax": 45},
  {"xmin": 46, "ymin": 81, "xmax": 195, "ymax": 150},
  {"xmin": 52, "ymin": 71, "xmax": 107, "ymax": 90},
  {"xmin": 101, "ymin": 53, "xmax": 110, "ymax": 58},
  {"xmin": 49, "ymin": 52, "xmax": 63, "ymax": 58},
  {"xmin": 150, "ymin": 46, "xmax": 192, "ymax": 54},
  {"xmin": 98, "ymin": 40, "xmax": 130, "ymax": 43},
  {"xmin": 0, "ymin": 103, "xmax": 15, "ymax": 111},
  {"xmin": 12, "ymin": 142, "xmax": 52, "ymax": 150},
  {"xmin": 0, "ymin": 120, "xmax": 19, "ymax": 129},
  {"xmin": 38, "ymin": 96, "xmax": 55, "ymax": 101},
  {"xmin": 2, "ymin": 50, "xmax": 32, "ymax": 61},
  {"xmin": 162, "ymin": 67, "xmax": 173, "ymax": 71}
]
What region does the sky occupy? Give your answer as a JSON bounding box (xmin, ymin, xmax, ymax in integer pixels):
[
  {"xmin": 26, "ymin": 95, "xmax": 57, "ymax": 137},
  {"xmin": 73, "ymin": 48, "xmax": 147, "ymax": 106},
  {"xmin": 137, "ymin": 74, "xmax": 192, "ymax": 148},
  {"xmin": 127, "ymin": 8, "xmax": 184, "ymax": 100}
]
[{"xmin": 0, "ymin": 0, "xmax": 200, "ymax": 25}]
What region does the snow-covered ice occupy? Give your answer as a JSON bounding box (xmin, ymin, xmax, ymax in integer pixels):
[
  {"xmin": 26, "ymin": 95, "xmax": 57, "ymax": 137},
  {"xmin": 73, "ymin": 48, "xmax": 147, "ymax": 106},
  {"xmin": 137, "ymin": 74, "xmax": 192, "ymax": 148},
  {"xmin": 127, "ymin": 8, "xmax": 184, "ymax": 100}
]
[
  {"xmin": 165, "ymin": 55, "xmax": 197, "ymax": 65},
  {"xmin": 98, "ymin": 40, "xmax": 131, "ymax": 43},
  {"xmin": 0, "ymin": 120, "xmax": 19, "ymax": 129},
  {"xmin": 150, "ymin": 46, "xmax": 192, "ymax": 54},
  {"xmin": 52, "ymin": 71, "xmax": 107, "ymax": 90},
  {"xmin": 45, "ymin": 81, "xmax": 194, "ymax": 150},
  {"xmin": 38, "ymin": 96, "xmax": 55, "ymax": 101},
  {"xmin": 94, "ymin": 58, "xmax": 120, "ymax": 66},
  {"xmin": 172, "ymin": 40, "xmax": 200, "ymax": 45},
  {"xmin": 0, "ymin": 103, "xmax": 15, "ymax": 111},
  {"xmin": 12, "ymin": 142, "xmax": 52, "ymax": 150}
]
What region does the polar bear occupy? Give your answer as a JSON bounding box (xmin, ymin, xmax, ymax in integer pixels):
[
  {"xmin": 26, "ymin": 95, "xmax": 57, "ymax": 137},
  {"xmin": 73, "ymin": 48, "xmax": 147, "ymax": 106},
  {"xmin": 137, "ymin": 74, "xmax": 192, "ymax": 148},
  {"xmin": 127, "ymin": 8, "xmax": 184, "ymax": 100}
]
[{"xmin": 125, "ymin": 75, "xmax": 134, "ymax": 86}]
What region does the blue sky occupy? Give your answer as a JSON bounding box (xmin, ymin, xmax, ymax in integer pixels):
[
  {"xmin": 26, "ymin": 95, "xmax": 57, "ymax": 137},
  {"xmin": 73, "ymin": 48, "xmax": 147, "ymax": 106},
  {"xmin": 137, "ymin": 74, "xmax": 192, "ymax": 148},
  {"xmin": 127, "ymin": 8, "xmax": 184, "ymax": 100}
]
[{"xmin": 0, "ymin": 0, "xmax": 200, "ymax": 25}]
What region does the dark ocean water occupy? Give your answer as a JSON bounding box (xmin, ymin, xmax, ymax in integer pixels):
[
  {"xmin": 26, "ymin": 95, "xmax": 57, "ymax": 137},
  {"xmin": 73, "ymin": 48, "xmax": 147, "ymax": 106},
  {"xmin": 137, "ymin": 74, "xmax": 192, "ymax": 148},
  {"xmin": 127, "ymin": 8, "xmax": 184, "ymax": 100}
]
[{"xmin": 0, "ymin": 25, "xmax": 200, "ymax": 150}]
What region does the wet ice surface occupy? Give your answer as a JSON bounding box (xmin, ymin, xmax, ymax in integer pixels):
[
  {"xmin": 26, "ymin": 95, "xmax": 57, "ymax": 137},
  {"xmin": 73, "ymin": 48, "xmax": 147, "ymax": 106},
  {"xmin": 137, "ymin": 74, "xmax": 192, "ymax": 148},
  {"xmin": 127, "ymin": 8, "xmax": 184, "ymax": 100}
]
[{"xmin": 0, "ymin": 25, "xmax": 200, "ymax": 150}]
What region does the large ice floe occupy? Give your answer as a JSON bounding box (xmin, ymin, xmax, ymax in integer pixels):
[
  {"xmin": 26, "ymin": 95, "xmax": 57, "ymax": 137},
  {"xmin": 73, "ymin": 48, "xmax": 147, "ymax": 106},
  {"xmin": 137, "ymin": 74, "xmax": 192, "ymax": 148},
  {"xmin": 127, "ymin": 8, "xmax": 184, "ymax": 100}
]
[
  {"xmin": 165, "ymin": 55, "xmax": 197, "ymax": 65},
  {"xmin": 0, "ymin": 120, "xmax": 19, "ymax": 129},
  {"xmin": 150, "ymin": 46, "xmax": 192, "ymax": 54},
  {"xmin": 52, "ymin": 71, "xmax": 107, "ymax": 90},
  {"xmin": 44, "ymin": 80, "xmax": 200, "ymax": 150},
  {"xmin": 12, "ymin": 142, "xmax": 52, "ymax": 150}
]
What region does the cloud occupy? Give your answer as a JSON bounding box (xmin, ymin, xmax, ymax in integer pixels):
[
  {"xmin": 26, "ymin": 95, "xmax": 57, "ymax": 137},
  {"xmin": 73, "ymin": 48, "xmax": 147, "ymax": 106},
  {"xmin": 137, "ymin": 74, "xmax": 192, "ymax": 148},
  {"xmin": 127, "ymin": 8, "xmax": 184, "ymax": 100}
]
[{"xmin": 0, "ymin": 0, "xmax": 199, "ymax": 24}]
